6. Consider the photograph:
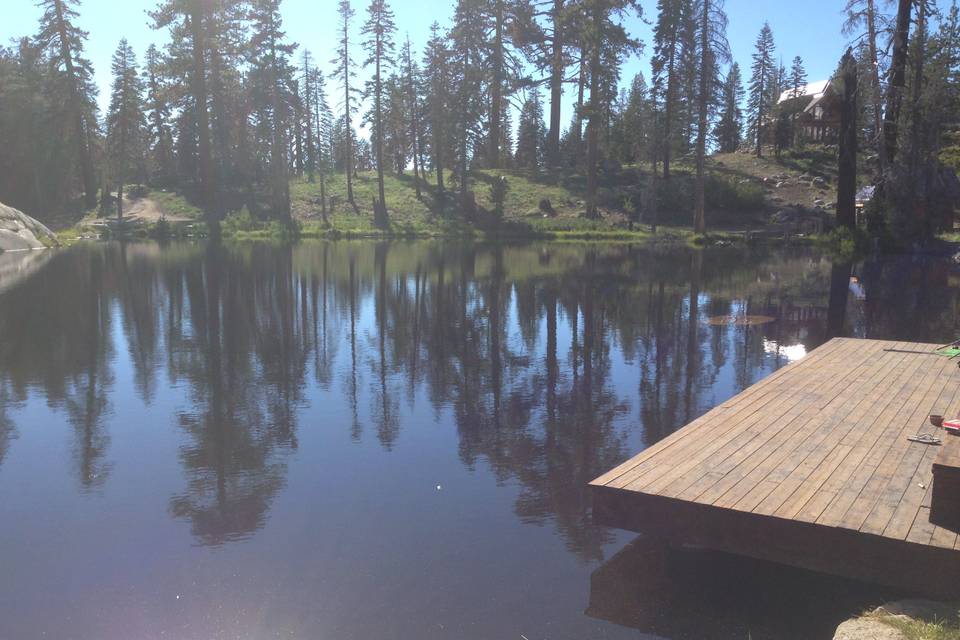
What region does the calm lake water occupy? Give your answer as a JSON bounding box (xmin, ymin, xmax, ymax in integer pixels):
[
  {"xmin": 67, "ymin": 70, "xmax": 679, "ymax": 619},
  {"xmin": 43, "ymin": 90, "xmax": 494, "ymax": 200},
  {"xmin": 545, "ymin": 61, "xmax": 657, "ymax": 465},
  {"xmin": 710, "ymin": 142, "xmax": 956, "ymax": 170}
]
[{"xmin": 1, "ymin": 241, "xmax": 957, "ymax": 640}]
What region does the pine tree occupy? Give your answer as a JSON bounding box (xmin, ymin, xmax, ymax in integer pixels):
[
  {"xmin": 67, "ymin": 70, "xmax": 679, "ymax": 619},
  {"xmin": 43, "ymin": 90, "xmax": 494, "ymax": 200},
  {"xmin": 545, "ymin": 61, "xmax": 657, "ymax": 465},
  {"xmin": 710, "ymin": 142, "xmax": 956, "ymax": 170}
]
[
  {"xmin": 422, "ymin": 22, "xmax": 451, "ymax": 200},
  {"xmin": 400, "ymin": 35, "xmax": 425, "ymax": 198},
  {"xmin": 312, "ymin": 66, "xmax": 334, "ymax": 219},
  {"xmin": 692, "ymin": 0, "xmax": 730, "ymax": 233},
  {"xmin": 516, "ymin": 86, "xmax": 546, "ymax": 168},
  {"xmin": 843, "ymin": 0, "xmax": 884, "ymax": 165},
  {"xmin": 143, "ymin": 44, "xmax": 174, "ymax": 186},
  {"xmin": 36, "ymin": 0, "xmax": 99, "ymax": 208},
  {"xmin": 715, "ymin": 62, "xmax": 743, "ymax": 152},
  {"xmin": 582, "ymin": 0, "xmax": 642, "ymax": 218},
  {"xmin": 361, "ymin": 0, "xmax": 397, "ymax": 227},
  {"xmin": 332, "ymin": 0, "xmax": 358, "ymax": 205},
  {"xmin": 249, "ymin": 0, "xmax": 297, "ymax": 220},
  {"xmin": 301, "ymin": 50, "xmax": 316, "ymax": 183},
  {"xmin": 105, "ymin": 38, "xmax": 145, "ymax": 219},
  {"xmin": 789, "ymin": 55, "xmax": 807, "ymax": 99},
  {"xmin": 651, "ymin": 0, "xmax": 693, "ymax": 179},
  {"xmin": 149, "ymin": 0, "xmax": 216, "ymax": 218},
  {"xmin": 747, "ymin": 22, "xmax": 775, "ymax": 157},
  {"xmin": 449, "ymin": 0, "xmax": 488, "ymax": 201}
]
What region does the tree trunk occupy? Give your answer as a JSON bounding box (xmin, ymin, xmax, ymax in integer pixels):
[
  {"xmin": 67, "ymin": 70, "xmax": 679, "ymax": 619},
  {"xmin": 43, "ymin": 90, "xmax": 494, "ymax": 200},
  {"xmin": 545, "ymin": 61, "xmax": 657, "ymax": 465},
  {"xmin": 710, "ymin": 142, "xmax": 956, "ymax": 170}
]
[
  {"xmin": 53, "ymin": 0, "xmax": 97, "ymax": 208},
  {"xmin": 837, "ymin": 49, "xmax": 858, "ymax": 232},
  {"xmin": 343, "ymin": 23, "xmax": 355, "ymax": 204},
  {"xmin": 406, "ymin": 42, "xmax": 422, "ymax": 199},
  {"xmin": 693, "ymin": 0, "xmax": 710, "ymax": 234},
  {"xmin": 374, "ymin": 37, "xmax": 387, "ymax": 227},
  {"xmin": 866, "ymin": 0, "xmax": 884, "ymax": 171},
  {"xmin": 489, "ymin": 1, "xmax": 504, "ymax": 169},
  {"xmin": 755, "ymin": 62, "xmax": 765, "ymax": 158},
  {"xmin": 188, "ymin": 5, "xmax": 215, "ymax": 219},
  {"xmin": 663, "ymin": 36, "xmax": 678, "ymax": 180},
  {"xmin": 574, "ymin": 46, "xmax": 586, "ymax": 155},
  {"xmin": 883, "ymin": 0, "xmax": 912, "ymax": 166},
  {"xmin": 585, "ymin": 18, "xmax": 601, "ymax": 219},
  {"xmin": 546, "ymin": 0, "xmax": 564, "ymax": 166}
]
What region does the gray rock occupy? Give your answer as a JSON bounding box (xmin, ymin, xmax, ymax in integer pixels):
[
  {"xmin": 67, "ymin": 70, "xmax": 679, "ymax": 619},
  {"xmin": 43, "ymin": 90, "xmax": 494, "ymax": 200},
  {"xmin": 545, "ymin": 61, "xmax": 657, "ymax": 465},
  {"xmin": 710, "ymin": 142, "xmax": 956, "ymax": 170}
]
[
  {"xmin": 0, "ymin": 202, "xmax": 57, "ymax": 252},
  {"xmin": 874, "ymin": 599, "xmax": 959, "ymax": 624},
  {"xmin": 833, "ymin": 618, "xmax": 906, "ymax": 640},
  {"xmin": 813, "ymin": 176, "xmax": 828, "ymax": 187}
]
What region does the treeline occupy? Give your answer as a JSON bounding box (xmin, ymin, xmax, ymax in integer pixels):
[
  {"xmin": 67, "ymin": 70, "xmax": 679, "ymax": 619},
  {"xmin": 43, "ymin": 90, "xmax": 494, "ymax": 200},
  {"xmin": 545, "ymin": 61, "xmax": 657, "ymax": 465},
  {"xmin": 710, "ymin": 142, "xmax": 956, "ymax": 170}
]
[{"xmin": 0, "ymin": 0, "xmax": 958, "ymax": 237}]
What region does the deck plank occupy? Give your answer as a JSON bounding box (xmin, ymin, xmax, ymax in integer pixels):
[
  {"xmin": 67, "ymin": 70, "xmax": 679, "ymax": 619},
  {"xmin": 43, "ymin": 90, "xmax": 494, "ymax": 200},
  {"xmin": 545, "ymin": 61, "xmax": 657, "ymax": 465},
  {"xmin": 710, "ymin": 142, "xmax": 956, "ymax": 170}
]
[{"xmin": 590, "ymin": 338, "xmax": 960, "ymax": 597}]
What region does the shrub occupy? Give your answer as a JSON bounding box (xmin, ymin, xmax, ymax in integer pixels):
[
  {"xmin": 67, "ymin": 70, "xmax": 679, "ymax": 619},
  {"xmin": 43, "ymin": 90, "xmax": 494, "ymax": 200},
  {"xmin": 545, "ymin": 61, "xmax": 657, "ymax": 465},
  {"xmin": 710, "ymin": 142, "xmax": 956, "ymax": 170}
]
[{"xmin": 222, "ymin": 207, "xmax": 260, "ymax": 234}]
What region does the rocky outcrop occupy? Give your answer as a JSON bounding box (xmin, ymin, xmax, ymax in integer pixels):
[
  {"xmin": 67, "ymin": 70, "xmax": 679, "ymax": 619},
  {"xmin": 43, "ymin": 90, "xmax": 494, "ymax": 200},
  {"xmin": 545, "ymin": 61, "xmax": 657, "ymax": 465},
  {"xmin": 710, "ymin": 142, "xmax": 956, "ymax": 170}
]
[
  {"xmin": 0, "ymin": 202, "xmax": 58, "ymax": 252},
  {"xmin": 833, "ymin": 599, "xmax": 960, "ymax": 640}
]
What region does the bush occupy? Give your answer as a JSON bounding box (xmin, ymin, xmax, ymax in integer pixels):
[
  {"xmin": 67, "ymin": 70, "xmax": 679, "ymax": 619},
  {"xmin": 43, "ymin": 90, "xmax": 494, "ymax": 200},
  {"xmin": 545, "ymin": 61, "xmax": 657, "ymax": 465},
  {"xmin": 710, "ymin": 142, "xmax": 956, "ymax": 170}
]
[
  {"xmin": 489, "ymin": 175, "xmax": 509, "ymax": 218},
  {"xmin": 705, "ymin": 175, "xmax": 765, "ymax": 212},
  {"xmin": 127, "ymin": 184, "xmax": 149, "ymax": 199},
  {"xmin": 222, "ymin": 207, "xmax": 260, "ymax": 234}
]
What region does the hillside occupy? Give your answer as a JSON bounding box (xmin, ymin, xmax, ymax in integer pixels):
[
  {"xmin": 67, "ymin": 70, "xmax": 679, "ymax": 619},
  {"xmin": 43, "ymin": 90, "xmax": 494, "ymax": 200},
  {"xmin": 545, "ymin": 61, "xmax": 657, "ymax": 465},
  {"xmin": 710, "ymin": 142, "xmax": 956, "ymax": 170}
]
[{"xmin": 64, "ymin": 145, "xmax": 845, "ymax": 240}]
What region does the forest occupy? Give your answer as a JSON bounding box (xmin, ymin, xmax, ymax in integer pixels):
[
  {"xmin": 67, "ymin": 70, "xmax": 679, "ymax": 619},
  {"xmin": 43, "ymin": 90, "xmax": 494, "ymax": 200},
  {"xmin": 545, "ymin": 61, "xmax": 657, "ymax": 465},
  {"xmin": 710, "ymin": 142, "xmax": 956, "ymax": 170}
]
[{"xmin": 0, "ymin": 0, "xmax": 958, "ymax": 242}]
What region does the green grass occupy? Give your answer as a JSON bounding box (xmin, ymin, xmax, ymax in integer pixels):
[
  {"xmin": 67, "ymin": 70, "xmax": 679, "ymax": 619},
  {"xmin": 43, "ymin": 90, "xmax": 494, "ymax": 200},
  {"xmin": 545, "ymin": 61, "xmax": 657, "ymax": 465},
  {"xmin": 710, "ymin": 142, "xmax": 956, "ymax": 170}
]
[
  {"xmin": 148, "ymin": 189, "xmax": 203, "ymax": 219},
  {"xmin": 867, "ymin": 609, "xmax": 960, "ymax": 640}
]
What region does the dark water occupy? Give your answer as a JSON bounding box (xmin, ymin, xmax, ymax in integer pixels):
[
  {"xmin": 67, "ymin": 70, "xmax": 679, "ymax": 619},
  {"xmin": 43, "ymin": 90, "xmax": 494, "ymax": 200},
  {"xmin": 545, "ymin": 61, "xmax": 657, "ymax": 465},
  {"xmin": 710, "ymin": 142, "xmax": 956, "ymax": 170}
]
[{"xmin": 0, "ymin": 241, "xmax": 956, "ymax": 640}]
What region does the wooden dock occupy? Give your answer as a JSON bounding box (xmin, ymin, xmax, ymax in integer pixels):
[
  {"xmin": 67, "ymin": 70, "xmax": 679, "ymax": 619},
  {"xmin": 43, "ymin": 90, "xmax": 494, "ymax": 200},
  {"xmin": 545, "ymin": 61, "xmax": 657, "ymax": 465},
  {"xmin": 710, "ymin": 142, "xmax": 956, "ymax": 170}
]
[{"xmin": 590, "ymin": 338, "xmax": 960, "ymax": 596}]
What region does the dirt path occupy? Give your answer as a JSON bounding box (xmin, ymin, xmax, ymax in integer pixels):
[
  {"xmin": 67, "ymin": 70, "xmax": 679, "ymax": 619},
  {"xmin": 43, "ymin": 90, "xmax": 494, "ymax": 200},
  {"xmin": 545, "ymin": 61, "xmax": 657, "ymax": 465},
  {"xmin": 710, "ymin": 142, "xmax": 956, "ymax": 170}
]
[{"xmin": 121, "ymin": 196, "xmax": 193, "ymax": 223}]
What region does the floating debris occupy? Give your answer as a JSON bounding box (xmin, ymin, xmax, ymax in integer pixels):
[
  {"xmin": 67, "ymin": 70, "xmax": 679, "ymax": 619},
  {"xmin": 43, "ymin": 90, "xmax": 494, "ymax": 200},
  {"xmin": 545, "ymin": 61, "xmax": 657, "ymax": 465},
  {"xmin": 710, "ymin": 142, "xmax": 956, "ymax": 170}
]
[{"xmin": 706, "ymin": 315, "xmax": 776, "ymax": 326}]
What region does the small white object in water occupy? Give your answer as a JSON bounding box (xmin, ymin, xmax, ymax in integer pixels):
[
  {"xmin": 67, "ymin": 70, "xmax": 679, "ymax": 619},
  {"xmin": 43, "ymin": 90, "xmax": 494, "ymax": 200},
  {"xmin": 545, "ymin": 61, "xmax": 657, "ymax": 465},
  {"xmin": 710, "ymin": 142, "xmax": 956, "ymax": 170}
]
[
  {"xmin": 436, "ymin": 485, "xmax": 442, "ymax": 491},
  {"xmin": 176, "ymin": 594, "xmax": 181, "ymax": 600}
]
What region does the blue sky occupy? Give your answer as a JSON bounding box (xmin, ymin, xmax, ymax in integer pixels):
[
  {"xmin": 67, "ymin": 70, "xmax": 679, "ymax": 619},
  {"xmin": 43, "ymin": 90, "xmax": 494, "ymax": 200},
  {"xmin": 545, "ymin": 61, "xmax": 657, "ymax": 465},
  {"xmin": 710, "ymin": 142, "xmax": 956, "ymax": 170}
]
[{"xmin": 3, "ymin": 0, "xmax": 955, "ymax": 133}]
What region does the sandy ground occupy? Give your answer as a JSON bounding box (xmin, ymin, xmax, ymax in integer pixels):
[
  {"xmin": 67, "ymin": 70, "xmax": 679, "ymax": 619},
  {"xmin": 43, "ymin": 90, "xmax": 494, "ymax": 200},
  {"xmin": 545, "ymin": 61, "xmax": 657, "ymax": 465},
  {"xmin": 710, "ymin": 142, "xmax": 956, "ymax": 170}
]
[{"xmin": 120, "ymin": 196, "xmax": 193, "ymax": 223}]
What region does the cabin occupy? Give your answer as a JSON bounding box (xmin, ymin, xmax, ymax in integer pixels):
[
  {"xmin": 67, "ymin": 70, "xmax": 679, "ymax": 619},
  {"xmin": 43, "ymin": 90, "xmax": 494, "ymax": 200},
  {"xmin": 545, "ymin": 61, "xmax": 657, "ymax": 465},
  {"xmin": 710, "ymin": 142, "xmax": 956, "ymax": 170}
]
[{"xmin": 777, "ymin": 79, "xmax": 842, "ymax": 143}]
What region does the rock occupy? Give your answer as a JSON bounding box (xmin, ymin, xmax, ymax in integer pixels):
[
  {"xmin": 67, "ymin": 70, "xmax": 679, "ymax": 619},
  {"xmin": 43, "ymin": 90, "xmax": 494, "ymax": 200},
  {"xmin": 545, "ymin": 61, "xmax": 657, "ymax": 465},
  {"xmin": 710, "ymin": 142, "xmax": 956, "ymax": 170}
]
[
  {"xmin": 0, "ymin": 202, "xmax": 58, "ymax": 252},
  {"xmin": 813, "ymin": 198, "xmax": 826, "ymax": 207},
  {"xmin": 775, "ymin": 181, "xmax": 787, "ymax": 188},
  {"xmin": 833, "ymin": 599, "xmax": 959, "ymax": 640},
  {"xmin": 833, "ymin": 618, "xmax": 907, "ymax": 640},
  {"xmin": 874, "ymin": 599, "xmax": 959, "ymax": 624},
  {"xmin": 813, "ymin": 176, "xmax": 828, "ymax": 187}
]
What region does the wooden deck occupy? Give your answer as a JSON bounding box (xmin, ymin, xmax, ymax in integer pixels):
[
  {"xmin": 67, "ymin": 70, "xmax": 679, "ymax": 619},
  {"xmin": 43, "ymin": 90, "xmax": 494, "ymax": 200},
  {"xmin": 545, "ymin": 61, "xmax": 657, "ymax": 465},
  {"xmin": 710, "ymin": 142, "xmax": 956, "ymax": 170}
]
[{"xmin": 590, "ymin": 338, "xmax": 960, "ymax": 596}]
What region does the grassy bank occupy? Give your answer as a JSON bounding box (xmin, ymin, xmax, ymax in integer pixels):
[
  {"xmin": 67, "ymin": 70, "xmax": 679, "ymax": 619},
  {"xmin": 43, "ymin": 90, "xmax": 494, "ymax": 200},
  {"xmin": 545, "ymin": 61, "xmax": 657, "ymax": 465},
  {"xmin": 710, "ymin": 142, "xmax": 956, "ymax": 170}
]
[{"xmin": 57, "ymin": 146, "xmax": 851, "ymax": 245}]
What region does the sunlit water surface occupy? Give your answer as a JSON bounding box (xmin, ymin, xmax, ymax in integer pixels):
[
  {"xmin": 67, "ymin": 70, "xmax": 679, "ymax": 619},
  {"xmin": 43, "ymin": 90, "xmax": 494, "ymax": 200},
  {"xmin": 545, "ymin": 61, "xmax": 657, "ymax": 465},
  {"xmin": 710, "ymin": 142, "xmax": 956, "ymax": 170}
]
[{"xmin": 0, "ymin": 241, "xmax": 956, "ymax": 640}]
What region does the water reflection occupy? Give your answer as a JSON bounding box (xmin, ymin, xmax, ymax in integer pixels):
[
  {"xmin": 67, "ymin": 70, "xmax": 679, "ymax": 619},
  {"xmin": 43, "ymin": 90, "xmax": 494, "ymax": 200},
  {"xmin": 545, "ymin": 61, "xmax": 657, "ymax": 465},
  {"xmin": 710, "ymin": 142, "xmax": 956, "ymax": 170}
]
[
  {"xmin": 587, "ymin": 536, "xmax": 900, "ymax": 639},
  {"xmin": 0, "ymin": 241, "xmax": 958, "ymax": 637}
]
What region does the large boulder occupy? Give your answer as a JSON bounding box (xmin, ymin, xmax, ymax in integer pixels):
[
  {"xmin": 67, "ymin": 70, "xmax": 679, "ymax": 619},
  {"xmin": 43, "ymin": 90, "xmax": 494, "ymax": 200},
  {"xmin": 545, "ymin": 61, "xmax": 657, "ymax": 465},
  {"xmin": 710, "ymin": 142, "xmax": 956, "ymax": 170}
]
[{"xmin": 0, "ymin": 202, "xmax": 58, "ymax": 252}]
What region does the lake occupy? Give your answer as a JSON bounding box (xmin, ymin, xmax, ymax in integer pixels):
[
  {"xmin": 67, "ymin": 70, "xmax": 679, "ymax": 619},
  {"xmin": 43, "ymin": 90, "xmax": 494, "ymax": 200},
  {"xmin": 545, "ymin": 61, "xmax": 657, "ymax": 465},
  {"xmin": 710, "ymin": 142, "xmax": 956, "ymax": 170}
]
[{"xmin": 0, "ymin": 241, "xmax": 956, "ymax": 639}]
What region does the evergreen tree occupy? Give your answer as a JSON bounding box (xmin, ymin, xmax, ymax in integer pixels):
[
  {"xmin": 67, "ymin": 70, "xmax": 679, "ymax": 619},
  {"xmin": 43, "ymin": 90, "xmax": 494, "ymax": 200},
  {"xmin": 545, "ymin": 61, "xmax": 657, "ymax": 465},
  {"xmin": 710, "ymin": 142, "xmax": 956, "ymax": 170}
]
[
  {"xmin": 516, "ymin": 86, "xmax": 546, "ymax": 168},
  {"xmin": 651, "ymin": 0, "xmax": 693, "ymax": 179},
  {"xmin": 105, "ymin": 38, "xmax": 146, "ymax": 219},
  {"xmin": 715, "ymin": 62, "xmax": 743, "ymax": 153},
  {"xmin": 249, "ymin": 0, "xmax": 297, "ymax": 220},
  {"xmin": 312, "ymin": 66, "xmax": 334, "ymax": 218},
  {"xmin": 747, "ymin": 22, "xmax": 775, "ymax": 157},
  {"xmin": 400, "ymin": 35, "xmax": 425, "ymax": 198},
  {"xmin": 301, "ymin": 49, "xmax": 316, "ymax": 182},
  {"xmin": 422, "ymin": 22, "xmax": 452, "ymax": 200},
  {"xmin": 332, "ymin": 0, "xmax": 358, "ymax": 204},
  {"xmin": 36, "ymin": 0, "xmax": 99, "ymax": 208},
  {"xmin": 581, "ymin": 0, "xmax": 642, "ymax": 218},
  {"xmin": 362, "ymin": 0, "xmax": 397, "ymax": 226},
  {"xmin": 843, "ymin": 0, "xmax": 884, "ymax": 165},
  {"xmin": 692, "ymin": 0, "xmax": 730, "ymax": 233},
  {"xmin": 449, "ymin": 0, "xmax": 489, "ymax": 200},
  {"xmin": 143, "ymin": 44, "xmax": 174, "ymax": 186},
  {"xmin": 789, "ymin": 56, "xmax": 807, "ymax": 98}
]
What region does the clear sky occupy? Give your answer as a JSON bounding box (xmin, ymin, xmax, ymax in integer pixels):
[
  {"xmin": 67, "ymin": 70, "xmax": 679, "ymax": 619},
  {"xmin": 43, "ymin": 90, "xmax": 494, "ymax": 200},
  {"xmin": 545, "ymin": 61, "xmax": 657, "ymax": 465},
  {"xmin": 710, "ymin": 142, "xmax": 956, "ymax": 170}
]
[{"xmin": 3, "ymin": 0, "xmax": 955, "ymax": 133}]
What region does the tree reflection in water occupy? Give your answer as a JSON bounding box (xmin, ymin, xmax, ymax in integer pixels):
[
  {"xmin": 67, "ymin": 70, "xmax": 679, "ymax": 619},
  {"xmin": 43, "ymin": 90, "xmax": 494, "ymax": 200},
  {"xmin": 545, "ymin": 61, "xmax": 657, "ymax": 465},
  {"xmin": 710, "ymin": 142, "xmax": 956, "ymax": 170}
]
[{"xmin": 1, "ymin": 242, "xmax": 959, "ymax": 557}]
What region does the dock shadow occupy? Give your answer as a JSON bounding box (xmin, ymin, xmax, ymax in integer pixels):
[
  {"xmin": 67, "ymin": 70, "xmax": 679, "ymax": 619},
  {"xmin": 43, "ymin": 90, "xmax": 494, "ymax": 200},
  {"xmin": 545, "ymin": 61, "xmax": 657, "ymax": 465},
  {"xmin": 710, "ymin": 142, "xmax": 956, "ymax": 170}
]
[{"xmin": 587, "ymin": 535, "xmax": 906, "ymax": 640}]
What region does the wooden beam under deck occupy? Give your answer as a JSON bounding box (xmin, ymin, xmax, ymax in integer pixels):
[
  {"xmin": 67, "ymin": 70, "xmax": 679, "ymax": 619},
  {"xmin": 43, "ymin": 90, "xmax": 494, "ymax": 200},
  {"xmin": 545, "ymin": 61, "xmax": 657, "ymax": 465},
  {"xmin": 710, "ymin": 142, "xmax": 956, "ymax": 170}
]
[{"xmin": 590, "ymin": 338, "xmax": 960, "ymax": 597}]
